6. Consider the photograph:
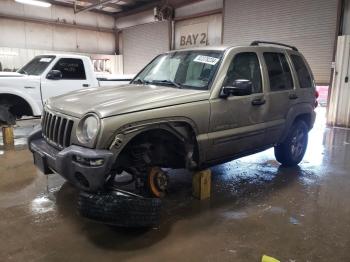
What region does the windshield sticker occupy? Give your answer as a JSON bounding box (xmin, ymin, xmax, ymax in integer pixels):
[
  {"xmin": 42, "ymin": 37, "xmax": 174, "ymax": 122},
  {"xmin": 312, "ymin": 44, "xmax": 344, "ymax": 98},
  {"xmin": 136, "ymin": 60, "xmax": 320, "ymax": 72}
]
[
  {"xmin": 39, "ymin": 58, "xmax": 53, "ymax": 63},
  {"xmin": 193, "ymin": 55, "xmax": 219, "ymax": 65}
]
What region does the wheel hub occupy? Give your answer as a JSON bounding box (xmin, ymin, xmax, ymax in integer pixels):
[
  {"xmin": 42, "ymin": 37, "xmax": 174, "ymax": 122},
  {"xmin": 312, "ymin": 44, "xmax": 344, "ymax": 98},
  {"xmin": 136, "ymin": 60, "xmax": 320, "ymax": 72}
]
[{"xmin": 148, "ymin": 167, "xmax": 168, "ymax": 197}]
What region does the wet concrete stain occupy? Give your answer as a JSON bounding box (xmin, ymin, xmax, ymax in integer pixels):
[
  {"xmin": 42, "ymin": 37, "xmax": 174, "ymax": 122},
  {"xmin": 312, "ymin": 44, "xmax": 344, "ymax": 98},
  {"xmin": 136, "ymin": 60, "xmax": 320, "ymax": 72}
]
[{"xmin": 1, "ymin": 108, "xmax": 350, "ymax": 261}]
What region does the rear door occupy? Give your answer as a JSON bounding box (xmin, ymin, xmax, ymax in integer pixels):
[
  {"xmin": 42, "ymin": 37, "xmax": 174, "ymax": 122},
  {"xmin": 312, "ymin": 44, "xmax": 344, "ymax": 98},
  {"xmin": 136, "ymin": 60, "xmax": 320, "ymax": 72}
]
[
  {"xmin": 260, "ymin": 50, "xmax": 298, "ymax": 145},
  {"xmin": 40, "ymin": 58, "xmax": 91, "ymax": 100},
  {"xmin": 289, "ymin": 52, "xmax": 316, "ymax": 105}
]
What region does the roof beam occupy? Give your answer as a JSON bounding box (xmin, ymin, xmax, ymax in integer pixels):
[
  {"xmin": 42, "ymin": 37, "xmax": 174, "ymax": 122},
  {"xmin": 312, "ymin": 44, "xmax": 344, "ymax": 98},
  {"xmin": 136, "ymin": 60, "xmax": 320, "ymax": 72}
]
[{"xmin": 74, "ymin": 0, "xmax": 122, "ymax": 14}]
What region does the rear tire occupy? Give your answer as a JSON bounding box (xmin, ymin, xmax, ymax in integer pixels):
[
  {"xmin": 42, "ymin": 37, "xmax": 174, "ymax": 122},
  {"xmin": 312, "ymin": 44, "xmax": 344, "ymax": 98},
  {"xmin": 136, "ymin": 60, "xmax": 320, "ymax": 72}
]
[{"xmin": 274, "ymin": 120, "xmax": 308, "ymax": 167}]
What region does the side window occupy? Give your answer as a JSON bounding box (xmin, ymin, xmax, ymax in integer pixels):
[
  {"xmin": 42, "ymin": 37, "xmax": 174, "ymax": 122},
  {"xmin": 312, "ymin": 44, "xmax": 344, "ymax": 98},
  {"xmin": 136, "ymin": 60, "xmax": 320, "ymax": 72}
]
[
  {"xmin": 263, "ymin": 53, "xmax": 293, "ymax": 91},
  {"xmin": 52, "ymin": 58, "xmax": 86, "ymax": 80},
  {"xmin": 224, "ymin": 52, "xmax": 262, "ymax": 94},
  {"xmin": 290, "ymin": 55, "xmax": 312, "ymax": 88}
]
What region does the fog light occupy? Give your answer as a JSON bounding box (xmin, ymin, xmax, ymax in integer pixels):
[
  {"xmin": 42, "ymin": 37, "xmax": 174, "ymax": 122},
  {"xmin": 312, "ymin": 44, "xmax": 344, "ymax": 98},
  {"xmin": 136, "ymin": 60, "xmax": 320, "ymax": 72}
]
[{"xmin": 74, "ymin": 156, "xmax": 104, "ymax": 167}]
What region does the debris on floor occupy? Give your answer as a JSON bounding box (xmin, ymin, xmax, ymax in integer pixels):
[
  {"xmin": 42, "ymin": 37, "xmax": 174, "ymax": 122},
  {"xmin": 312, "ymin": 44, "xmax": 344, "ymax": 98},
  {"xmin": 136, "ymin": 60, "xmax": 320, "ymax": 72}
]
[{"xmin": 262, "ymin": 255, "xmax": 280, "ymax": 262}]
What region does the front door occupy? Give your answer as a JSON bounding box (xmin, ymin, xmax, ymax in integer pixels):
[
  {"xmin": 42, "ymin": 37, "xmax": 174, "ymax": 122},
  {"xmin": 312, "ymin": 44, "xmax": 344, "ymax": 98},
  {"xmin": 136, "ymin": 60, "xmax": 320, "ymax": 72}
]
[
  {"xmin": 207, "ymin": 51, "xmax": 267, "ymax": 161},
  {"xmin": 41, "ymin": 58, "xmax": 90, "ymax": 101}
]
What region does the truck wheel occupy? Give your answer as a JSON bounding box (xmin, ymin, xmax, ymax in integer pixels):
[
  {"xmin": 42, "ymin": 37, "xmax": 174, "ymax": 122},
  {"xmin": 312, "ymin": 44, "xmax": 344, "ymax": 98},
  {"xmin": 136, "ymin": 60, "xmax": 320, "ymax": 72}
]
[
  {"xmin": 274, "ymin": 120, "xmax": 308, "ymax": 167},
  {"xmin": 0, "ymin": 105, "xmax": 16, "ymax": 125},
  {"xmin": 78, "ymin": 190, "xmax": 161, "ymax": 227}
]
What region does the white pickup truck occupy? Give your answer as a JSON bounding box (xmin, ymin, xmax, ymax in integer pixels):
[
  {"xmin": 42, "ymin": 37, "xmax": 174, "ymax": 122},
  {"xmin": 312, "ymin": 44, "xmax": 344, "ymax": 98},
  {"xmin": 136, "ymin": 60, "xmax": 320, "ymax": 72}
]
[{"xmin": 0, "ymin": 54, "xmax": 134, "ymax": 124}]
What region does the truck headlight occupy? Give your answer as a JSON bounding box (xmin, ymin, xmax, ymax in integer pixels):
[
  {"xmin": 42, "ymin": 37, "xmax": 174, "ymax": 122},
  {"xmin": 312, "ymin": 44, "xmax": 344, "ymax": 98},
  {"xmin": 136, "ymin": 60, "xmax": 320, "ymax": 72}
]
[{"xmin": 77, "ymin": 114, "xmax": 100, "ymax": 144}]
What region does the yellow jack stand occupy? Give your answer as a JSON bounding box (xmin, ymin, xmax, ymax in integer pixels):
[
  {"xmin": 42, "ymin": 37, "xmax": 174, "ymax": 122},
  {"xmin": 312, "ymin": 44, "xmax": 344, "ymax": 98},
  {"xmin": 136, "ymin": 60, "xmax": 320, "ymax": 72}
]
[
  {"xmin": 2, "ymin": 126, "xmax": 14, "ymax": 147},
  {"xmin": 192, "ymin": 169, "xmax": 211, "ymax": 200}
]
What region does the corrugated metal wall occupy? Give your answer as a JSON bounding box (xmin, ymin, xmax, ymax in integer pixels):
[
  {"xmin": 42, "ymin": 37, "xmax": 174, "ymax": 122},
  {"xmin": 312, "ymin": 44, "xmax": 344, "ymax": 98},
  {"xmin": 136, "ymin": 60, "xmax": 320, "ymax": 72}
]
[
  {"xmin": 328, "ymin": 36, "xmax": 350, "ymax": 127},
  {"xmin": 122, "ymin": 22, "xmax": 170, "ymax": 74},
  {"xmin": 174, "ymin": 14, "xmax": 222, "ymax": 49},
  {"xmin": 223, "ymin": 0, "xmax": 338, "ymax": 84}
]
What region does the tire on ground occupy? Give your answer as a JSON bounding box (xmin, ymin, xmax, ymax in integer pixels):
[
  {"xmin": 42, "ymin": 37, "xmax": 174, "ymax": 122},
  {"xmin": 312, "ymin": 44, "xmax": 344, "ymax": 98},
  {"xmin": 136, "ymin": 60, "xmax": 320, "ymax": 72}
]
[
  {"xmin": 78, "ymin": 191, "xmax": 162, "ymax": 227},
  {"xmin": 274, "ymin": 120, "xmax": 309, "ymax": 167},
  {"xmin": 0, "ymin": 105, "xmax": 16, "ymax": 125}
]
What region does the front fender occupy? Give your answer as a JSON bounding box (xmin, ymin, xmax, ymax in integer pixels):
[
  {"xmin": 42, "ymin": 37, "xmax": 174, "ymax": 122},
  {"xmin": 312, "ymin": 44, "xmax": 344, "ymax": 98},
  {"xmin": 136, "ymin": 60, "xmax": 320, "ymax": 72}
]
[{"xmin": 0, "ymin": 87, "xmax": 42, "ymax": 116}]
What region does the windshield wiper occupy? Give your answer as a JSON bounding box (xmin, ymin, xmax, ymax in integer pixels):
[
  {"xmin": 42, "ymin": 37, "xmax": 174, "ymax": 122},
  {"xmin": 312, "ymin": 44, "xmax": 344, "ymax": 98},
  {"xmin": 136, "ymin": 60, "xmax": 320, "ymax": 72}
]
[{"xmin": 150, "ymin": 80, "xmax": 183, "ymax": 88}]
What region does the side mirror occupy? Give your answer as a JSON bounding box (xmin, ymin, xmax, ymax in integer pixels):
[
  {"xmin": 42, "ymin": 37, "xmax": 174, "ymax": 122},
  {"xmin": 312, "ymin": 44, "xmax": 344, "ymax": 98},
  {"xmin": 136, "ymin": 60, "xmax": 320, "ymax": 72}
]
[
  {"xmin": 47, "ymin": 70, "xmax": 62, "ymax": 80},
  {"xmin": 221, "ymin": 79, "xmax": 253, "ymax": 97}
]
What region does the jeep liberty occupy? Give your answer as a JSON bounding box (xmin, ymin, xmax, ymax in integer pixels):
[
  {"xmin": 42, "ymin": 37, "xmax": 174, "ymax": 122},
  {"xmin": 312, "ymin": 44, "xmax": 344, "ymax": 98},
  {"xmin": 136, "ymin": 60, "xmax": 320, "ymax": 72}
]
[{"xmin": 28, "ymin": 41, "xmax": 316, "ymax": 223}]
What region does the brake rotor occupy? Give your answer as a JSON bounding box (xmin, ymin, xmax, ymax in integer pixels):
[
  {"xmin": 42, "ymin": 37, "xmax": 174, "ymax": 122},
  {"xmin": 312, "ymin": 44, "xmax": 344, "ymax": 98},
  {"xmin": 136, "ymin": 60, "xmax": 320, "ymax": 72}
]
[{"xmin": 148, "ymin": 167, "xmax": 168, "ymax": 198}]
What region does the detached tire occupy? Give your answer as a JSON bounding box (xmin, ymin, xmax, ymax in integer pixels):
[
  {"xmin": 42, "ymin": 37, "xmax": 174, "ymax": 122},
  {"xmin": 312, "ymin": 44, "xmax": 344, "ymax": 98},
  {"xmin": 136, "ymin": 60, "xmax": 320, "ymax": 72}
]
[
  {"xmin": 274, "ymin": 120, "xmax": 309, "ymax": 167},
  {"xmin": 78, "ymin": 191, "xmax": 161, "ymax": 227}
]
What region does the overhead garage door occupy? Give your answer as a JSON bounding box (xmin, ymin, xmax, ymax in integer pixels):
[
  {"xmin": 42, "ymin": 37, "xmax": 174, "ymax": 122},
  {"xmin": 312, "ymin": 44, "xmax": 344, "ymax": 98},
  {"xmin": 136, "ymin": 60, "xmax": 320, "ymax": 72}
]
[
  {"xmin": 223, "ymin": 0, "xmax": 338, "ymax": 84},
  {"xmin": 122, "ymin": 22, "xmax": 170, "ymax": 74},
  {"xmin": 174, "ymin": 13, "xmax": 222, "ymax": 49}
]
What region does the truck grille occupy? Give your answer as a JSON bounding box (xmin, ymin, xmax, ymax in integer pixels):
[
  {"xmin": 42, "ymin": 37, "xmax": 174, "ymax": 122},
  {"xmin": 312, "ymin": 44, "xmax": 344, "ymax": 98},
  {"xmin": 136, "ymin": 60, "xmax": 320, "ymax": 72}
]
[{"xmin": 42, "ymin": 110, "xmax": 74, "ymax": 148}]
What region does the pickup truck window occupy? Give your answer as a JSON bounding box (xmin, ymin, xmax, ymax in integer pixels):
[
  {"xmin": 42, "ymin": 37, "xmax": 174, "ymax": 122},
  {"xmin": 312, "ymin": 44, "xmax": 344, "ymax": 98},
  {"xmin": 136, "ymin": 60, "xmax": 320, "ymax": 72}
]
[
  {"xmin": 290, "ymin": 55, "xmax": 312, "ymax": 88},
  {"xmin": 132, "ymin": 51, "xmax": 223, "ymax": 90},
  {"xmin": 17, "ymin": 55, "xmax": 55, "ymax": 75},
  {"xmin": 52, "ymin": 58, "xmax": 86, "ymax": 80},
  {"xmin": 264, "ymin": 52, "xmax": 293, "ymax": 91},
  {"xmin": 224, "ymin": 52, "xmax": 262, "ymax": 94}
]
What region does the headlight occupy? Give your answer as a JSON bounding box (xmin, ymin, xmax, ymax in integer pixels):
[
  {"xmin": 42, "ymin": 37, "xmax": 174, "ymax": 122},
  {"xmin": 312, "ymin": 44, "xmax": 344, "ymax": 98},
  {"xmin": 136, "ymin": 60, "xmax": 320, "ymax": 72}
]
[{"xmin": 77, "ymin": 114, "xmax": 100, "ymax": 144}]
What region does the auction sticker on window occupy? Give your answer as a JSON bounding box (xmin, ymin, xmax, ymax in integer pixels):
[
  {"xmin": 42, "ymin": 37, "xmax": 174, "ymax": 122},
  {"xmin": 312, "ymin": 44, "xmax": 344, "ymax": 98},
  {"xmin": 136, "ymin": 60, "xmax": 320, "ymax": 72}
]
[
  {"xmin": 39, "ymin": 58, "xmax": 53, "ymax": 63},
  {"xmin": 193, "ymin": 55, "xmax": 219, "ymax": 65}
]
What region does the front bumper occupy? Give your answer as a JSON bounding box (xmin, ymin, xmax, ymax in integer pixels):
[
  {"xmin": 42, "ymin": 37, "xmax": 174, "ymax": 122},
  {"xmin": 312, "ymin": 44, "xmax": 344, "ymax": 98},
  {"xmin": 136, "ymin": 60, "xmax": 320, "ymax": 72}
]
[{"xmin": 28, "ymin": 129, "xmax": 114, "ymax": 192}]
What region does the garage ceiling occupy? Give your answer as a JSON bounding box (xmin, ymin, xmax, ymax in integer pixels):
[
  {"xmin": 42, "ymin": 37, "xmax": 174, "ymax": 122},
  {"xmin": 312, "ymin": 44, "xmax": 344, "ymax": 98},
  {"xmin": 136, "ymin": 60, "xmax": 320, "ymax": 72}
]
[
  {"xmin": 47, "ymin": 0, "xmax": 201, "ymax": 16},
  {"xmin": 49, "ymin": 0, "xmax": 160, "ymax": 15}
]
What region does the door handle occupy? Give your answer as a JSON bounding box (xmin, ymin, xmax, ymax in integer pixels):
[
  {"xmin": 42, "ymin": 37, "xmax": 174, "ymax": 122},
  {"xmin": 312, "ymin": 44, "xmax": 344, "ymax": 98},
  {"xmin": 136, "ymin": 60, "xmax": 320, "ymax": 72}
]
[
  {"xmin": 83, "ymin": 84, "xmax": 89, "ymax": 87},
  {"xmin": 251, "ymin": 98, "xmax": 266, "ymax": 106},
  {"xmin": 289, "ymin": 93, "xmax": 298, "ymax": 100}
]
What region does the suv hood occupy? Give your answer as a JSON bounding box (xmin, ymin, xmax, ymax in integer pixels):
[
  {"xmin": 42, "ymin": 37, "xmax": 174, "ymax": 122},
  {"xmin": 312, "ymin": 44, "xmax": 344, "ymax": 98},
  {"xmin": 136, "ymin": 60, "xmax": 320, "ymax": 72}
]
[{"xmin": 47, "ymin": 84, "xmax": 210, "ymax": 118}]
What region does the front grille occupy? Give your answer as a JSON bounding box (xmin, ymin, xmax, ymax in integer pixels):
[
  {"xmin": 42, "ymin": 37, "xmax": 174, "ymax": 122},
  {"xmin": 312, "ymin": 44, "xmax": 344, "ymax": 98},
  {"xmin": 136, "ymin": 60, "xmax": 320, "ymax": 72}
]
[{"xmin": 42, "ymin": 110, "xmax": 74, "ymax": 148}]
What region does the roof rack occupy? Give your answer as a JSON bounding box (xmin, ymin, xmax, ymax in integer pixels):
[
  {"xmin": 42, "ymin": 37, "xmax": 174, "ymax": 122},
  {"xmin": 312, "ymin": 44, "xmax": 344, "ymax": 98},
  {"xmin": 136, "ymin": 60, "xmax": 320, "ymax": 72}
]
[{"xmin": 250, "ymin": 41, "xmax": 298, "ymax": 51}]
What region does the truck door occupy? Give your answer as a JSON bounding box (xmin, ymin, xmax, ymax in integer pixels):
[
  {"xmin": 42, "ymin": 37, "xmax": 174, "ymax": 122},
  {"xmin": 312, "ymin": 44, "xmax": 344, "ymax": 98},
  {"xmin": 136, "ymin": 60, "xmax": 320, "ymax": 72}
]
[
  {"xmin": 40, "ymin": 58, "xmax": 91, "ymax": 101},
  {"xmin": 207, "ymin": 51, "xmax": 268, "ymax": 161}
]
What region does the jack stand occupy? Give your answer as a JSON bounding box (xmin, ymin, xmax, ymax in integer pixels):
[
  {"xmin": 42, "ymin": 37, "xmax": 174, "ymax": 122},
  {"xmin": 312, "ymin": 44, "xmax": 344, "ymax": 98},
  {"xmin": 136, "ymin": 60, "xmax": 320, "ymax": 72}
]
[
  {"xmin": 2, "ymin": 125, "xmax": 14, "ymax": 147},
  {"xmin": 192, "ymin": 169, "xmax": 211, "ymax": 200}
]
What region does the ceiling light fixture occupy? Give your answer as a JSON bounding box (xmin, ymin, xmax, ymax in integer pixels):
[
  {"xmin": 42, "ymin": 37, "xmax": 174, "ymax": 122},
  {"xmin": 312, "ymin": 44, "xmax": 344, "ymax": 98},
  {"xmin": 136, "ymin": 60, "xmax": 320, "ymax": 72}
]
[{"xmin": 15, "ymin": 0, "xmax": 51, "ymax": 8}]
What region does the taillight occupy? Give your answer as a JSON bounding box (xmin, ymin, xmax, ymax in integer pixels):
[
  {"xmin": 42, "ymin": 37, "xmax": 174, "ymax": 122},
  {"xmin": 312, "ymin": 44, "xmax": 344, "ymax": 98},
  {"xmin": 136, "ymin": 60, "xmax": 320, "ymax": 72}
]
[{"xmin": 315, "ymin": 90, "xmax": 319, "ymax": 99}]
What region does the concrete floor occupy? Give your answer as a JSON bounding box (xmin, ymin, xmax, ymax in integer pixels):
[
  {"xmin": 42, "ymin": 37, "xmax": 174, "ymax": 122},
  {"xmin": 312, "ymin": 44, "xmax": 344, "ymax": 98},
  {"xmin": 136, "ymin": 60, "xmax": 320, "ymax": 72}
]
[{"xmin": 1, "ymin": 108, "xmax": 350, "ymax": 262}]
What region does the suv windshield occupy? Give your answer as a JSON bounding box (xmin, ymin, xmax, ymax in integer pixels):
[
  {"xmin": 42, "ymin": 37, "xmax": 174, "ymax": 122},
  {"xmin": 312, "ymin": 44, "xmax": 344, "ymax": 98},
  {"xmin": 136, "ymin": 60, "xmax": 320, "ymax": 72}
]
[
  {"xmin": 17, "ymin": 55, "xmax": 55, "ymax": 75},
  {"xmin": 132, "ymin": 51, "xmax": 223, "ymax": 90}
]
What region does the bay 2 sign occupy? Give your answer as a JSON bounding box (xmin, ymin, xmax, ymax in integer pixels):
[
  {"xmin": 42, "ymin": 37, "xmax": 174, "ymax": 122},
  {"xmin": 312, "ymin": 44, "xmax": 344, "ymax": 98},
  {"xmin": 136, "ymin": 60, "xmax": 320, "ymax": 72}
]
[{"xmin": 178, "ymin": 22, "xmax": 208, "ymax": 48}]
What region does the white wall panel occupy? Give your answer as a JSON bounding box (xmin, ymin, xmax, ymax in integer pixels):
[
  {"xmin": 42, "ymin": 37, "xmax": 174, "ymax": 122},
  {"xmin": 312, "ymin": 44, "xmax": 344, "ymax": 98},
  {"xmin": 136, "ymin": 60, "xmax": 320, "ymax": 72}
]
[
  {"xmin": 223, "ymin": 0, "xmax": 338, "ymax": 84},
  {"xmin": 0, "ymin": 19, "xmax": 26, "ymax": 48},
  {"xmin": 0, "ymin": 0, "xmax": 116, "ymax": 54},
  {"xmin": 25, "ymin": 23, "xmax": 53, "ymax": 50},
  {"xmin": 175, "ymin": 0, "xmax": 223, "ymax": 17},
  {"xmin": 328, "ymin": 36, "xmax": 350, "ymax": 127},
  {"xmin": 123, "ymin": 22, "xmax": 169, "ymax": 74},
  {"xmin": 52, "ymin": 26, "xmax": 77, "ymax": 52}
]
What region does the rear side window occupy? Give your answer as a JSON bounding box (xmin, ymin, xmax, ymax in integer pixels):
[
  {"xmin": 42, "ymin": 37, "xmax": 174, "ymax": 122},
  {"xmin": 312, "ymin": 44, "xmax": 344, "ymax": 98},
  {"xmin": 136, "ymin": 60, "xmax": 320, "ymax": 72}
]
[
  {"xmin": 264, "ymin": 53, "xmax": 293, "ymax": 91},
  {"xmin": 52, "ymin": 58, "xmax": 86, "ymax": 80},
  {"xmin": 290, "ymin": 55, "xmax": 312, "ymax": 88}
]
